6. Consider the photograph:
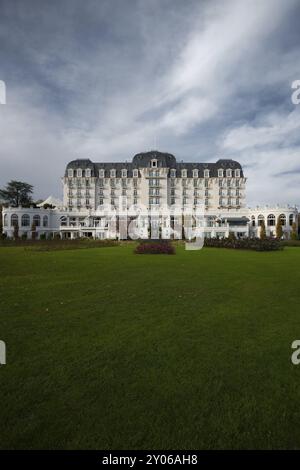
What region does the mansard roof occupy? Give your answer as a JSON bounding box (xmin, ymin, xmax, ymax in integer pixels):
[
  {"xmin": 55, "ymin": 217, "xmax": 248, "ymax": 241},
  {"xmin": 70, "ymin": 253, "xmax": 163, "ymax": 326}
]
[{"xmin": 65, "ymin": 152, "xmax": 244, "ymax": 177}]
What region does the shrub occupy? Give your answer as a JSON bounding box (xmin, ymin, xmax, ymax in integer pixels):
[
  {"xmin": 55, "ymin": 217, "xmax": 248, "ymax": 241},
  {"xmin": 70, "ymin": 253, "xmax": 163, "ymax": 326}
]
[
  {"xmin": 204, "ymin": 237, "xmax": 282, "ymax": 251},
  {"xmin": 134, "ymin": 240, "xmax": 175, "ymax": 255},
  {"xmin": 276, "ymin": 217, "xmax": 283, "ymax": 239},
  {"xmin": 39, "ymin": 233, "xmax": 46, "ymax": 240},
  {"xmin": 260, "ymin": 220, "xmax": 267, "ymax": 239},
  {"xmin": 291, "ymin": 222, "xmax": 298, "ymax": 240}
]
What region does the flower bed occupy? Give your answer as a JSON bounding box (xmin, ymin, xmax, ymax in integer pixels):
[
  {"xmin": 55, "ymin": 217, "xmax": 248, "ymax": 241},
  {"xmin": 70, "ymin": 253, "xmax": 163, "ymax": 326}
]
[
  {"xmin": 134, "ymin": 240, "xmax": 175, "ymax": 255},
  {"xmin": 204, "ymin": 237, "xmax": 283, "ymax": 251}
]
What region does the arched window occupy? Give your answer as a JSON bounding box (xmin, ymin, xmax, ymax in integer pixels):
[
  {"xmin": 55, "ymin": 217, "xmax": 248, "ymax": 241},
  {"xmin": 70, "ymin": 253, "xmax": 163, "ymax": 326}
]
[
  {"xmin": 43, "ymin": 215, "xmax": 48, "ymax": 227},
  {"xmin": 11, "ymin": 214, "xmax": 18, "ymax": 227},
  {"xmin": 251, "ymin": 215, "xmax": 256, "ymax": 227},
  {"xmin": 21, "ymin": 214, "xmax": 30, "ymax": 227},
  {"xmin": 33, "ymin": 215, "xmax": 40, "ymax": 227},
  {"xmin": 279, "ymin": 214, "xmax": 286, "ymax": 226},
  {"xmin": 258, "ymin": 214, "xmax": 265, "ymax": 226},
  {"xmin": 60, "ymin": 216, "xmax": 67, "ymax": 227},
  {"xmin": 3, "ymin": 214, "xmax": 8, "ymax": 226},
  {"xmin": 289, "ymin": 214, "xmax": 294, "ymax": 226},
  {"xmin": 267, "ymin": 214, "xmax": 276, "ymax": 226}
]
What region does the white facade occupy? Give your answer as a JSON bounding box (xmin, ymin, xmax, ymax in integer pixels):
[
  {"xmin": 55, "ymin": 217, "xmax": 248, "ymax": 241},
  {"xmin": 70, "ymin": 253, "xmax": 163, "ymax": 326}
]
[
  {"xmin": 248, "ymin": 205, "xmax": 298, "ymax": 239},
  {"xmin": 1, "ymin": 151, "xmax": 298, "ymax": 240}
]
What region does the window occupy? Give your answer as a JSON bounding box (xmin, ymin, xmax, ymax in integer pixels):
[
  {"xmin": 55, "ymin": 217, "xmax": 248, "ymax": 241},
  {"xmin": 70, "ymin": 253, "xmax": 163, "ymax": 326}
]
[
  {"xmin": 86, "ymin": 169, "xmax": 91, "ymax": 177},
  {"xmin": 226, "ymin": 169, "xmax": 232, "ymax": 177},
  {"xmin": 235, "ymin": 169, "xmax": 241, "ymax": 177},
  {"xmin": 21, "ymin": 214, "xmax": 30, "ymax": 227},
  {"xmin": 151, "ymin": 159, "xmax": 157, "ymax": 168},
  {"xmin": 279, "ymin": 214, "xmax": 286, "ymax": 226},
  {"xmin": 170, "ymin": 169, "xmax": 176, "ymax": 178},
  {"xmin": 33, "ymin": 215, "xmax": 40, "ymax": 227},
  {"xmin": 77, "ymin": 169, "xmax": 82, "ymax": 177},
  {"xmin": 110, "ymin": 169, "xmax": 116, "ymax": 178},
  {"xmin": 181, "ymin": 169, "xmax": 187, "ymax": 178},
  {"xmin": 218, "ymin": 169, "xmax": 224, "ymax": 178},
  {"xmin": 193, "ymin": 169, "xmax": 198, "ymax": 178},
  {"xmin": 204, "ymin": 169, "xmax": 210, "ymax": 178},
  {"xmin": 68, "ymin": 169, "xmax": 73, "ymax": 177},
  {"xmin": 60, "ymin": 216, "xmax": 67, "ymax": 226},
  {"xmin": 43, "ymin": 215, "xmax": 48, "ymax": 227},
  {"xmin": 133, "ymin": 169, "xmax": 138, "ymax": 178},
  {"xmin": 289, "ymin": 214, "xmax": 294, "ymax": 226},
  {"xmin": 267, "ymin": 214, "xmax": 276, "ymax": 226},
  {"xmin": 99, "ymin": 169, "xmax": 105, "ymax": 178},
  {"xmin": 258, "ymin": 216, "xmax": 265, "ymax": 226},
  {"xmin": 3, "ymin": 214, "xmax": 8, "ymax": 226},
  {"xmin": 121, "ymin": 169, "xmax": 127, "ymax": 178}
]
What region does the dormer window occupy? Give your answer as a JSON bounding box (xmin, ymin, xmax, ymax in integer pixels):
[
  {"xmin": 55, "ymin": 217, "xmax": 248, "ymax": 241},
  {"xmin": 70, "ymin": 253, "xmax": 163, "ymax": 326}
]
[
  {"xmin": 151, "ymin": 159, "xmax": 158, "ymax": 168},
  {"xmin": 235, "ymin": 169, "xmax": 240, "ymax": 177},
  {"xmin": 133, "ymin": 169, "xmax": 138, "ymax": 178},
  {"xmin": 170, "ymin": 169, "xmax": 176, "ymax": 178},
  {"xmin": 77, "ymin": 169, "xmax": 82, "ymax": 177},
  {"xmin": 110, "ymin": 169, "xmax": 116, "ymax": 178},
  {"xmin": 193, "ymin": 169, "xmax": 198, "ymax": 178},
  {"xmin": 226, "ymin": 169, "xmax": 232, "ymax": 177},
  {"xmin": 204, "ymin": 169, "xmax": 210, "ymax": 178},
  {"xmin": 99, "ymin": 169, "xmax": 105, "ymax": 178},
  {"xmin": 68, "ymin": 169, "xmax": 73, "ymax": 178},
  {"xmin": 121, "ymin": 169, "xmax": 127, "ymax": 178},
  {"xmin": 181, "ymin": 169, "xmax": 187, "ymax": 178},
  {"xmin": 218, "ymin": 169, "xmax": 224, "ymax": 178},
  {"xmin": 86, "ymin": 169, "xmax": 91, "ymax": 177}
]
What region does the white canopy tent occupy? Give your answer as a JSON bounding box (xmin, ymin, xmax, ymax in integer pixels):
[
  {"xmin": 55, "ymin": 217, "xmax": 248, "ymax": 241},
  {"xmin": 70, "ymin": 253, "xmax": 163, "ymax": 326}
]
[{"xmin": 37, "ymin": 196, "xmax": 63, "ymax": 209}]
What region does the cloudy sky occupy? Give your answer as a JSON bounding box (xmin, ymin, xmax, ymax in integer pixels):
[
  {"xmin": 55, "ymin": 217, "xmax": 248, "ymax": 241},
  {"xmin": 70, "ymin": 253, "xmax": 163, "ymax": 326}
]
[{"xmin": 0, "ymin": 0, "xmax": 300, "ymax": 205}]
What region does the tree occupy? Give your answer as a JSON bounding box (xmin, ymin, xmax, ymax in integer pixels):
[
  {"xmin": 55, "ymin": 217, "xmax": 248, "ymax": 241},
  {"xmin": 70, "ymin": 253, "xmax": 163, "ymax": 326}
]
[
  {"xmin": 260, "ymin": 220, "xmax": 266, "ymax": 239},
  {"xmin": 276, "ymin": 217, "xmax": 283, "ymax": 239},
  {"xmin": 13, "ymin": 222, "xmax": 19, "ymax": 240},
  {"xmin": 228, "ymin": 231, "xmax": 236, "ymax": 241},
  {"xmin": 0, "ymin": 204, "xmax": 2, "ymax": 236},
  {"xmin": 31, "ymin": 222, "xmax": 37, "ymax": 241},
  {"xmin": 0, "ymin": 180, "xmax": 33, "ymax": 207},
  {"xmin": 291, "ymin": 222, "xmax": 298, "ymax": 240}
]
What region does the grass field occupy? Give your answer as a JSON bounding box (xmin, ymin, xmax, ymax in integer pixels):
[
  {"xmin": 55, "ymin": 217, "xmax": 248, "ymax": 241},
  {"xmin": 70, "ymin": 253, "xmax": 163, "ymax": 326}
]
[{"xmin": 0, "ymin": 244, "xmax": 300, "ymax": 449}]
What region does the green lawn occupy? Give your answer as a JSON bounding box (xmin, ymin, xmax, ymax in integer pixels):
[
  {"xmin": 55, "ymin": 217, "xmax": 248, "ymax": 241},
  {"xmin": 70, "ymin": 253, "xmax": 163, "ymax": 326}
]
[{"xmin": 0, "ymin": 245, "xmax": 300, "ymax": 449}]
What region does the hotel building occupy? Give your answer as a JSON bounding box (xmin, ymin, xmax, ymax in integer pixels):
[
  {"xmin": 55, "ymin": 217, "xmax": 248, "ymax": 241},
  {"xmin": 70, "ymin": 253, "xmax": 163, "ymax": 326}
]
[{"xmin": 1, "ymin": 150, "xmax": 298, "ymax": 240}]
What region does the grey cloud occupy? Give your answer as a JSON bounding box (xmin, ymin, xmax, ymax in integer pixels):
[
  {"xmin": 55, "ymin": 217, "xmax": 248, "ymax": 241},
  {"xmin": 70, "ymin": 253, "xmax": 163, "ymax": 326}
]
[{"xmin": 0, "ymin": 0, "xmax": 299, "ymax": 206}]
